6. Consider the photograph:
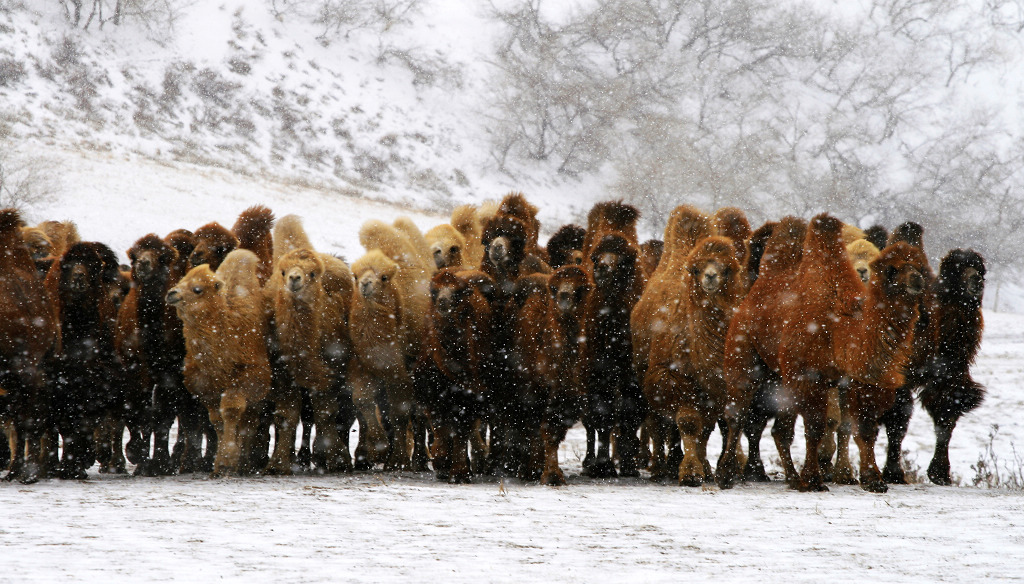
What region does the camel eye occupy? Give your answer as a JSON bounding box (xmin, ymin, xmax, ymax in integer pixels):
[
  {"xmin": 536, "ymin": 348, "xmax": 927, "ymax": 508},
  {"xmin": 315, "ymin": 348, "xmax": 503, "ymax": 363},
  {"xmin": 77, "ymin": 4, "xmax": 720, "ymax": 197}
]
[
  {"xmin": 450, "ymin": 246, "xmax": 458, "ymax": 254},
  {"xmin": 192, "ymin": 286, "xmax": 203, "ymax": 295},
  {"xmin": 381, "ymin": 275, "xmax": 389, "ymax": 283},
  {"xmin": 281, "ymin": 270, "xmax": 286, "ymax": 277},
  {"xmin": 309, "ymin": 272, "xmax": 316, "ymax": 280}
]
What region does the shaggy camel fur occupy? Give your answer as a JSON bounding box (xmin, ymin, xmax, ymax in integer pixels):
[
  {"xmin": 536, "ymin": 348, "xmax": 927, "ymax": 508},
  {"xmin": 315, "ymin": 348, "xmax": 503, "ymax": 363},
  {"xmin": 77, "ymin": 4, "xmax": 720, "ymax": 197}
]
[
  {"xmin": 498, "ymin": 192, "xmax": 543, "ymax": 258},
  {"xmin": 269, "ymin": 216, "xmax": 355, "ymax": 475},
  {"xmin": 189, "ymin": 222, "xmax": 237, "ymax": 271},
  {"xmin": 632, "ymin": 206, "xmax": 715, "ymax": 389},
  {"xmin": 350, "ymin": 218, "xmax": 433, "ymax": 470},
  {"xmin": 847, "ymin": 248, "xmax": 986, "ymax": 488},
  {"xmin": 167, "ymin": 250, "xmax": 271, "ymax": 476},
  {"xmin": 233, "ymin": 205, "xmax": 276, "ymax": 285},
  {"xmin": 582, "ymin": 231, "xmax": 647, "ymax": 478},
  {"xmin": 919, "ymin": 249, "xmax": 986, "ymax": 484},
  {"xmin": 425, "ymin": 223, "xmax": 469, "ymax": 270},
  {"xmin": 848, "ymin": 239, "xmax": 881, "ymax": 284},
  {"xmin": 506, "ymin": 273, "xmax": 563, "ymax": 480},
  {"xmin": 20, "ymin": 227, "xmax": 52, "ymax": 261},
  {"xmin": 478, "ymin": 212, "xmax": 536, "ymax": 474},
  {"xmin": 0, "ymin": 209, "xmax": 59, "ymax": 483},
  {"xmin": 643, "ymin": 236, "xmax": 745, "ymax": 486},
  {"xmin": 721, "ymin": 214, "xmax": 928, "ymax": 492},
  {"xmin": 414, "ymin": 269, "xmax": 496, "ymax": 483},
  {"xmin": 864, "ymin": 225, "xmax": 889, "ymax": 251},
  {"xmin": 37, "ymin": 220, "xmax": 80, "ymax": 257},
  {"xmin": 539, "ymin": 266, "xmax": 591, "ymax": 485},
  {"xmin": 637, "ymin": 239, "xmax": 663, "ymax": 280},
  {"xmin": 116, "ymin": 234, "xmax": 201, "ymax": 476},
  {"xmin": 450, "ymin": 204, "xmax": 485, "ymax": 269},
  {"xmin": 45, "ymin": 242, "xmax": 124, "ymax": 479},
  {"xmin": 546, "ymin": 224, "xmax": 586, "ymax": 270}
]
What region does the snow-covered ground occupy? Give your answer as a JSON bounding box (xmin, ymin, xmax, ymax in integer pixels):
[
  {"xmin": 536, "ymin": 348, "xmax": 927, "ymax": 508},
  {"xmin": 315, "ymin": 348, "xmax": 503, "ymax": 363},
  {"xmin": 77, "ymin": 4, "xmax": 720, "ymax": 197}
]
[{"xmin": 2, "ymin": 144, "xmax": 1023, "ymax": 583}]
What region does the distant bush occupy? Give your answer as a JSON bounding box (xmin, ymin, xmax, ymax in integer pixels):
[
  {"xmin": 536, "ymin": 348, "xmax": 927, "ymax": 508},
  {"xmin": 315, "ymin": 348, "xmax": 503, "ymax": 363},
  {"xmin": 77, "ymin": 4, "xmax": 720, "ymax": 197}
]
[{"xmin": 0, "ymin": 58, "xmax": 26, "ymax": 87}]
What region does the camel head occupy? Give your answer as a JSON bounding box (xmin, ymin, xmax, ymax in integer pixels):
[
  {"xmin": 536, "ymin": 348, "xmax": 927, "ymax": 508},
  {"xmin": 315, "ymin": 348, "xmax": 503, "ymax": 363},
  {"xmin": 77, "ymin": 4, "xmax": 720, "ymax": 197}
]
[
  {"xmin": 549, "ymin": 266, "xmax": 591, "ymax": 317},
  {"xmin": 686, "ymin": 236, "xmax": 742, "ymax": 304},
  {"xmin": 352, "ymin": 249, "xmax": 399, "ymax": 307},
  {"xmin": 278, "ymin": 249, "xmax": 324, "ymax": 299},
  {"xmin": 590, "ymin": 232, "xmax": 638, "ymax": 292},
  {"xmin": 871, "ymin": 242, "xmax": 927, "ymax": 299}
]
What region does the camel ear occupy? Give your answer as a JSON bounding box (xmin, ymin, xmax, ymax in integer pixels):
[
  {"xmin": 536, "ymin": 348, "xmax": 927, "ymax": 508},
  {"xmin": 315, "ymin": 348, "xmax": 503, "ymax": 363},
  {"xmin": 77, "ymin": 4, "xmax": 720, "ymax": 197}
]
[{"xmin": 214, "ymin": 279, "xmax": 223, "ymax": 292}]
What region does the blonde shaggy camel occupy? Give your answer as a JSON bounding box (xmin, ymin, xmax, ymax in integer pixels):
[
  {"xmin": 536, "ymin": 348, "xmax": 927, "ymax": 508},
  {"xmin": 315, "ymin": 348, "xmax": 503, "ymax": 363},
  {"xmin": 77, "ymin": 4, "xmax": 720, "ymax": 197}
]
[{"xmin": 167, "ymin": 250, "xmax": 271, "ymax": 477}]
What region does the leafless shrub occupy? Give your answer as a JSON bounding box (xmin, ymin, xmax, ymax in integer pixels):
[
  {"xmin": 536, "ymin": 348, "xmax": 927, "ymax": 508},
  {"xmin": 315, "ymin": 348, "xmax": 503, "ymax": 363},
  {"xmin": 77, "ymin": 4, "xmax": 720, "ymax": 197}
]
[
  {"xmin": 0, "ymin": 58, "xmax": 26, "ymax": 87},
  {"xmin": 375, "ymin": 45, "xmax": 462, "ymax": 88},
  {"xmin": 972, "ymin": 424, "xmax": 1024, "ymax": 490},
  {"xmin": 0, "ymin": 142, "xmax": 62, "ymax": 211}
]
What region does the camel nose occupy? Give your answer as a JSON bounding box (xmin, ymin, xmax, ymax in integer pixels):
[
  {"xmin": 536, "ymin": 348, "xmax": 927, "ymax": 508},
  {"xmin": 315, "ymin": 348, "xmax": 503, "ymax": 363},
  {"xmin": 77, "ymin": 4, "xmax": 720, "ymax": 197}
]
[
  {"xmin": 190, "ymin": 251, "xmax": 204, "ymax": 267},
  {"xmin": 433, "ymin": 248, "xmax": 447, "ymax": 269},
  {"xmin": 857, "ymin": 267, "xmax": 869, "ymax": 282},
  {"xmin": 165, "ymin": 289, "xmax": 181, "ymax": 305},
  {"xmin": 490, "ymin": 240, "xmax": 507, "ymax": 262},
  {"xmin": 288, "ymin": 273, "xmax": 302, "ymax": 290},
  {"xmin": 360, "ymin": 280, "xmax": 374, "ymax": 298},
  {"xmin": 907, "ymin": 272, "xmax": 925, "ymax": 295}
]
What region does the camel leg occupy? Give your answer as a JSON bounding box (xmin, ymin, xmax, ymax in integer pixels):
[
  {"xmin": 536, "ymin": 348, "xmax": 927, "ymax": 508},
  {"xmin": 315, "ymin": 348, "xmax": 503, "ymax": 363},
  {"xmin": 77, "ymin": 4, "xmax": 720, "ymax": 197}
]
[
  {"xmin": 213, "ymin": 393, "xmax": 243, "ymax": 477},
  {"xmin": 743, "ymin": 410, "xmax": 770, "ymax": 482},
  {"xmin": 797, "ymin": 392, "xmax": 829, "ymax": 493},
  {"xmin": 540, "ymin": 422, "xmax": 569, "ymax": 486},
  {"xmin": 334, "ymin": 393, "xmax": 356, "ymax": 473},
  {"xmin": 880, "ymin": 388, "xmax": 912, "ymax": 484},
  {"xmin": 928, "ymin": 417, "xmax": 957, "ymax": 486},
  {"xmin": 351, "ymin": 368, "xmax": 387, "ymax": 468},
  {"xmin": 470, "ymin": 419, "xmax": 486, "ymax": 476},
  {"xmin": 383, "ymin": 377, "xmax": 413, "ymax": 471},
  {"xmin": 675, "ymin": 407, "xmax": 704, "ymax": 486},
  {"xmin": 582, "ymin": 423, "xmax": 596, "ymax": 475},
  {"xmin": 819, "ymin": 386, "xmax": 840, "ymax": 481},
  {"xmin": 832, "ymin": 414, "xmax": 858, "ymax": 485},
  {"xmin": 771, "ymin": 412, "xmax": 799, "ymax": 486},
  {"xmin": 310, "ymin": 386, "xmax": 347, "ymax": 473},
  {"xmin": 297, "ymin": 391, "xmax": 313, "ymax": 470},
  {"xmin": 266, "ymin": 390, "xmax": 301, "ymax": 475},
  {"xmin": 638, "ymin": 421, "xmax": 652, "ymax": 469},
  {"xmin": 646, "ymin": 414, "xmax": 668, "ymax": 481},
  {"xmin": 448, "ymin": 422, "xmax": 473, "ymax": 484},
  {"xmin": 700, "ymin": 421, "xmax": 716, "ymax": 482},
  {"xmin": 410, "ymin": 406, "xmax": 430, "ymax": 473},
  {"xmin": 853, "ymin": 414, "xmax": 887, "ymax": 493},
  {"xmin": 588, "ymin": 427, "xmax": 617, "ymax": 478}
]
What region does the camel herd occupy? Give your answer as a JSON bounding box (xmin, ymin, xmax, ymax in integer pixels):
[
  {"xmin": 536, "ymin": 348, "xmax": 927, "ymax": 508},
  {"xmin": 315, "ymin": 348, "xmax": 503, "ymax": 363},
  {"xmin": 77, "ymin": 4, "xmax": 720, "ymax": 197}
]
[{"xmin": 0, "ymin": 194, "xmax": 987, "ymax": 493}]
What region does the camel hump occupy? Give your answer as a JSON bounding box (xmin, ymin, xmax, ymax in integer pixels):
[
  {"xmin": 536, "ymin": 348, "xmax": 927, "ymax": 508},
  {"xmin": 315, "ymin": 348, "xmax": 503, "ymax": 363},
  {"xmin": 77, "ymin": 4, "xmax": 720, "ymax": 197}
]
[
  {"xmin": 233, "ymin": 205, "xmax": 275, "ymax": 251},
  {"xmin": 360, "ymin": 219, "xmax": 424, "ymax": 271},
  {"xmin": 320, "ymin": 254, "xmax": 354, "ymax": 298},
  {"xmin": 663, "ymin": 205, "xmax": 713, "ymax": 265},
  {"xmin": 0, "ymin": 208, "xmax": 25, "ymax": 234},
  {"xmin": 273, "ymin": 214, "xmax": 314, "ymax": 262},
  {"xmin": 218, "ymin": 249, "xmax": 262, "ymax": 299},
  {"xmin": 451, "ymin": 205, "xmax": 479, "ymax": 240}
]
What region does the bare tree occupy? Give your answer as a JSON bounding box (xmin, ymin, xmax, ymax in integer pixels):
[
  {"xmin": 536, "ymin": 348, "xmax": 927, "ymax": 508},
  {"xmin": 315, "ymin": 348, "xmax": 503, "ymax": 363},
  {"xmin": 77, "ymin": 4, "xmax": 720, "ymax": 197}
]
[{"xmin": 0, "ymin": 142, "xmax": 62, "ymax": 212}]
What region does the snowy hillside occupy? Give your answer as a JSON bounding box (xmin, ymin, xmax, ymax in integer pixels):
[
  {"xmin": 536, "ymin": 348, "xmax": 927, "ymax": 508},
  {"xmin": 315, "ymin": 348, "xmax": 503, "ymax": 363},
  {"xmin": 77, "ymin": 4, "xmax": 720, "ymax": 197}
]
[{"xmin": 0, "ymin": 0, "xmax": 604, "ymax": 226}]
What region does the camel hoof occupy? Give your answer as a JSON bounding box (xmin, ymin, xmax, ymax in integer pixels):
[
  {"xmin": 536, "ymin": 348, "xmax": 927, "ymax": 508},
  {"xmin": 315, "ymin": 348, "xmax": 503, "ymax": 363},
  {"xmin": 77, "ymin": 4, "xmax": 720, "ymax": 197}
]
[
  {"xmin": 584, "ymin": 459, "xmax": 617, "ymax": 479},
  {"xmin": 679, "ymin": 474, "xmax": 703, "ymax": 487},
  {"xmin": 928, "ymin": 473, "xmax": 952, "ymax": 486},
  {"xmin": 743, "ymin": 466, "xmax": 771, "ymax": 483},
  {"xmin": 448, "ymin": 473, "xmax": 472, "ymax": 485},
  {"xmin": 541, "ymin": 471, "xmax": 566, "ymax": 487},
  {"xmin": 861, "ymin": 479, "xmax": 888, "ymax": 493},
  {"xmin": 832, "ymin": 467, "xmax": 859, "ymax": 485},
  {"xmin": 795, "ymin": 478, "xmax": 829, "ymax": 492},
  {"xmin": 882, "ymin": 467, "xmax": 908, "ymax": 485}
]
